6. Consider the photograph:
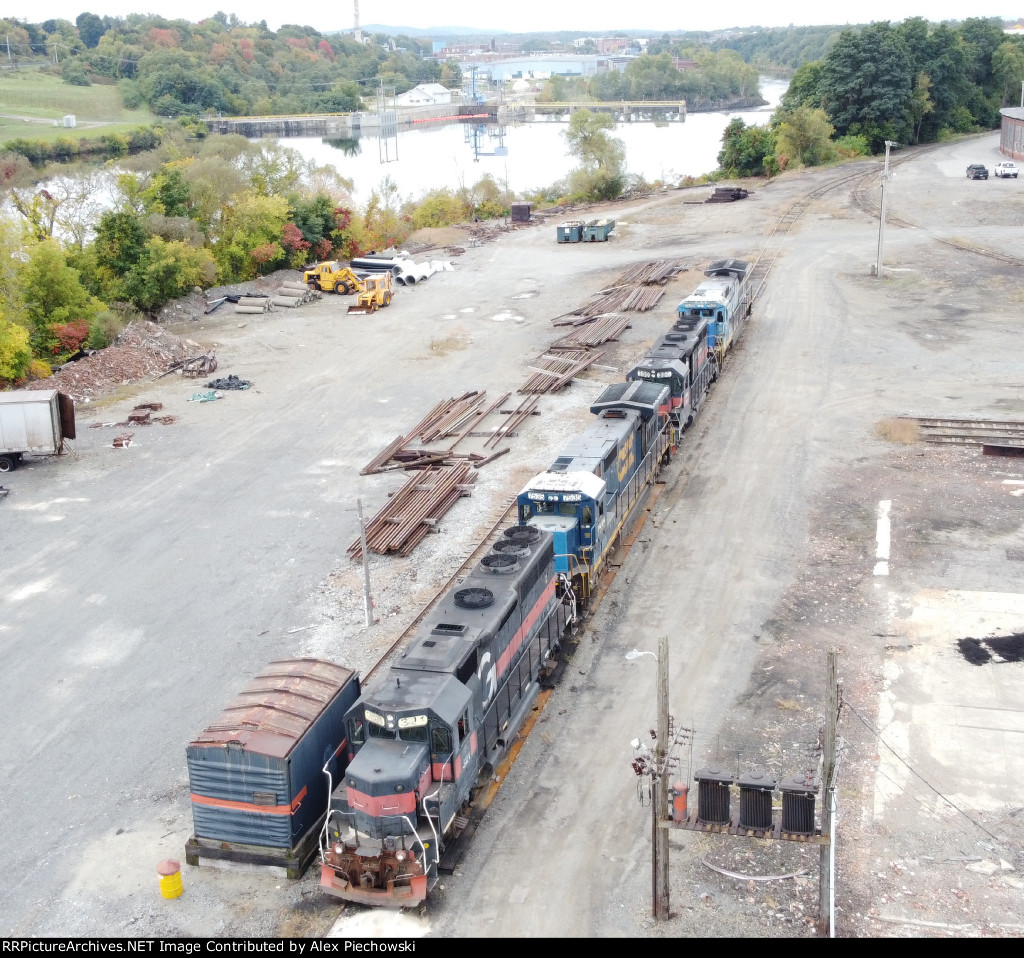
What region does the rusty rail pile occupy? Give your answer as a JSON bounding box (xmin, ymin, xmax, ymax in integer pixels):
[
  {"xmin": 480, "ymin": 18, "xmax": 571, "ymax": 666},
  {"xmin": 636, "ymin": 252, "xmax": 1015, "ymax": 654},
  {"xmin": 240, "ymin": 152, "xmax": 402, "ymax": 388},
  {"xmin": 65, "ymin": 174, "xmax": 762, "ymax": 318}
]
[
  {"xmin": 549, "ymin": 312, "xmax": 633, "ymax": 350},
  {"xmin": 520, "ymin": 349, "xmax": 605, "ymax": 394},
  {"xmin": 485, "ymin": 396, "xmax": 539, "ymax": 447},
  {"xmin": 409, "ymin": 391, "xmax": 488, "ymax": 443},
  {"xmin": 348, "ymin": 464, "xmax": 477, "ymax": 558},
  {"xmin": 361, "ymin": 391, "xmax": 535, "ymax": 475},
  {"xmin": 608, "ymin": 259, "xmax": 684, "ymax": 287}
]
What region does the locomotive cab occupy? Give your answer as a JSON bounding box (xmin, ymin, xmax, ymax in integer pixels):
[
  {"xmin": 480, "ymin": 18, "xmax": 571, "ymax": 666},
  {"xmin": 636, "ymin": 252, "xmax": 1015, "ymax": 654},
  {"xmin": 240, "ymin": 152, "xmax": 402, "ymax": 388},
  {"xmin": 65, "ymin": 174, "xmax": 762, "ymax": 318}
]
[{"xmin": 517, "ymin": 472, "xmax": 605, "ymax": 577}]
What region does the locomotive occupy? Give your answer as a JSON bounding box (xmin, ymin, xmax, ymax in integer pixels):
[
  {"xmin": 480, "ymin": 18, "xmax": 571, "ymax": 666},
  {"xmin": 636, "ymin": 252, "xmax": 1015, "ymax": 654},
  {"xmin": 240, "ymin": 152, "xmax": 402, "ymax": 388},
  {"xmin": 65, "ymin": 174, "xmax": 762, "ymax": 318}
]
[
  {"xmin": 516, "ymin": 379, "xmax": 672, "ymax": 603},
  {"xmin": 320, "ymin": 525, "xmax": 573, "ymax": 907},
  {"xmin": 628, "ymin": 259, "xmax": 752, "ymax": 434},
  {"xmin": 319, "ymin": 257, "xmax": 753, "ymax": 908}
]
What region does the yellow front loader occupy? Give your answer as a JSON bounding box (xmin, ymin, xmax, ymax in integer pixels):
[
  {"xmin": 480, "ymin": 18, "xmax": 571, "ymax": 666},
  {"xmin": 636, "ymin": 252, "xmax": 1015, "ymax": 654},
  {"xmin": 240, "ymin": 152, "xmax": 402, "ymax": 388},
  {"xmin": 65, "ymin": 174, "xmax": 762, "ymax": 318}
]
[
  {"xmin": 303, "ymin": 261, "xmax": 365, "ymax": 294},
  {"xmin": 347, "ymin": 274, "xmax": 394, "ymax": 314}
]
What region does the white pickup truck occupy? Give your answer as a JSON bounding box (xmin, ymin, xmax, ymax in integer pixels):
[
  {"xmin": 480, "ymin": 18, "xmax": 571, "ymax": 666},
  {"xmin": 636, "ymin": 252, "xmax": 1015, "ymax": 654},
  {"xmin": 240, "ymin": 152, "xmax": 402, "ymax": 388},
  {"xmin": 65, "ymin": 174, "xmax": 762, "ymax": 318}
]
[{"xmin": 994, "ymin": 161, "xmax": 1019, "ymax": 178}]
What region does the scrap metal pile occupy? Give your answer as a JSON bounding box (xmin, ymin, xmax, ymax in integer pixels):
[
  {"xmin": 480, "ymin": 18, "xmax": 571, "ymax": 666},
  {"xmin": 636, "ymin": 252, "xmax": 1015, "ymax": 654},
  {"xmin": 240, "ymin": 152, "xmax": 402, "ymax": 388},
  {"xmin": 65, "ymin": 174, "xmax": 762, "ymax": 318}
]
[{"xmin": 27, "ymin": 322, "xmax": 201, "ymax": 402}]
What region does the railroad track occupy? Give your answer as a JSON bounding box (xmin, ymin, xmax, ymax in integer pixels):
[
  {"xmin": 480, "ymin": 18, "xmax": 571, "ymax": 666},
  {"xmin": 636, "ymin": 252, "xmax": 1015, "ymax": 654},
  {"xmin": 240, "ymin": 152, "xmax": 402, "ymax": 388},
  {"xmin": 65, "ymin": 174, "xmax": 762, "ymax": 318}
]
[
  {"xmin": 362, "ymin": 169, "xmax": 881, "ymax": 680},
  {"xmin": 901, "ymin": 416, "xmax": 1024, "ymax": 447},
  {"xmin": 849, "ymin": 141, "xmax": 1024, "ymax": 268}
]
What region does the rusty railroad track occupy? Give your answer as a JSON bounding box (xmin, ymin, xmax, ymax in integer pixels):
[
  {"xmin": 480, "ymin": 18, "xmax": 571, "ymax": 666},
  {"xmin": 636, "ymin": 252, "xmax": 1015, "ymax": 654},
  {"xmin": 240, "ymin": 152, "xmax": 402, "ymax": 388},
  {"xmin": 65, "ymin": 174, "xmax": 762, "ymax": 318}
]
[{"xmin": 901, "ymin": 416, "xmax": 1024, "ymax": 447}]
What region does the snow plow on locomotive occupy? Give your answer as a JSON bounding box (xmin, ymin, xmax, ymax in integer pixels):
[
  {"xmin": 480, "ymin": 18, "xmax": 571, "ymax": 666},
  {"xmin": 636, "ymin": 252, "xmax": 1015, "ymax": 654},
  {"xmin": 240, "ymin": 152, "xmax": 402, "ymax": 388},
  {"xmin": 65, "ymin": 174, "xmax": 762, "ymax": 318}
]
[{"xmin": 319, "ymin": 526, "xmax": 574, "ymax": 907}]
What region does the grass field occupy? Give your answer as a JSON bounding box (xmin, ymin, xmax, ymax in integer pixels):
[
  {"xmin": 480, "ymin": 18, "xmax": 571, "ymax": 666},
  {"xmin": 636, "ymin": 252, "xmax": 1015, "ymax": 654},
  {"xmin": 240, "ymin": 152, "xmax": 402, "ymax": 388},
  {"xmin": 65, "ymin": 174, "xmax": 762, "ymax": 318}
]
[{"xmin": 0, "ymin": 70, "xmax": 155, "ymax": 143}]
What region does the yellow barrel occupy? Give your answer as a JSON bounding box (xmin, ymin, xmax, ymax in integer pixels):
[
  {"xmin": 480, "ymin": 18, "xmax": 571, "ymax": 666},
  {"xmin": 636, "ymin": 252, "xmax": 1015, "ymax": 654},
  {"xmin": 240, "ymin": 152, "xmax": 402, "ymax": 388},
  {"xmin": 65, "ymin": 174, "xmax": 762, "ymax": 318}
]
[{"xmin": 157, "ymin": 859, "xmax": 183, "ymax": 899}]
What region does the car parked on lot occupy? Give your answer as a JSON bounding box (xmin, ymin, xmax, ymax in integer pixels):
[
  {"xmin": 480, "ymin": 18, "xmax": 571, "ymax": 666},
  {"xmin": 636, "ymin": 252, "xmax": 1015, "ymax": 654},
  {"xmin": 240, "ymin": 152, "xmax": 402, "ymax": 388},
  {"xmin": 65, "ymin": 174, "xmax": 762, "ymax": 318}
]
[
  {"xmin": 994, "ymin": 161, "xmax": 1019, "ymax": 178},
  {"xmin": 966, "ymin": 164, "xmax": 989, "ymax": 179}
]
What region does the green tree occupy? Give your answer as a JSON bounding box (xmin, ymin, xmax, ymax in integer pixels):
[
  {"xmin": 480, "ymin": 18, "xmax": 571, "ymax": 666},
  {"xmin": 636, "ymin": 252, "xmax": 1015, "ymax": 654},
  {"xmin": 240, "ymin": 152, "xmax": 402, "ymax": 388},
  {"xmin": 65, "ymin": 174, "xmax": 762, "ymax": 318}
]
[
  {"xmin": 75, "ymin": 12, "xmax": 107, "ymax": 48},
  {"xmin": 212, "ymin": 191, "xmax": 291, "ymax": 281},
  {"xmin": 774, "ymin": 106, "xmax": 835, "ymax": 168},
  {"xmin": 362, "ymin": 177, "xmax": 409, "ymax": 251},
  {"xmin": 562, "ymin": 109, "xmax": 627, "ymax": 201},
  {"xmin": 119, "ymin": 237, "xmax": 216, "ymax": 310},
  {"xmin": 818, "ymin": 22, "xmax": 914, "ymax": 151},
  {"xmin": 780, "ymin": 62, "xmax": 825, "ymax": 111},
  {"xmin": 717, "ymin": 118, "xmax": 777, "ymax": 177},
  {"xmin": 17, "ymin": 241, "xmax": 104, "ymax": 356},
  {"xmin": 409, "ymin": 189, "xmax": 472, "ymax": 229},
  {"xmin": 93, "ymin": 210, "xmax": 148, "ymax": 295},
  {"xmin": 992, "ymin": 40, "xmax": 1024, "ymax": 106}
]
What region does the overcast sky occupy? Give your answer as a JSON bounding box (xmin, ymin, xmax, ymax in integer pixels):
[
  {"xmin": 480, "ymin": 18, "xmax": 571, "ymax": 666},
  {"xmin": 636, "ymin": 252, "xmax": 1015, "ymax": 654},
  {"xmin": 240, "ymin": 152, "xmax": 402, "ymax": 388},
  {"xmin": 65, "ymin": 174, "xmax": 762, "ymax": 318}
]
[{"xmin": 2, "ymin": 2, "xmax": 1017, "ymax": 34}]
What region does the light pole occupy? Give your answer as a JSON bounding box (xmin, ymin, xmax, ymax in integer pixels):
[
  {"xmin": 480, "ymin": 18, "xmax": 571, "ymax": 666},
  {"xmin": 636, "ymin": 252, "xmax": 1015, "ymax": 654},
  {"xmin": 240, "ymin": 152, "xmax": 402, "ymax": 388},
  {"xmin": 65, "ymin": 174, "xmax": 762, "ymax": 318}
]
[
  {"xmin": 875, "ymin": 140, "xmax": 897, "ymax": 278},
  {"xmin": 627, "ymin": 633, "xmax": 670, "ymax": 920}
]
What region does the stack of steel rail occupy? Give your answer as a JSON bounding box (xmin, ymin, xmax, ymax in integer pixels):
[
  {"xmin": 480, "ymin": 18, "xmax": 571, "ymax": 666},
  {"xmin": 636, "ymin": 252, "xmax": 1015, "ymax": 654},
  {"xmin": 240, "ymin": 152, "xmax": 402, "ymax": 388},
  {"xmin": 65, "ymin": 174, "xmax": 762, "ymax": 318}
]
[
  {"xmin": 549, "ymin": 312, "xmax": 633, "ymax": 350},
  {"xmin": 347, "ymin": 463, "xmax": 476, "ymax": 558},
  {"xmin": 519, "ymin": 349, "xmax": 604, "ymax": 394},
  {"xmin": 608, "ymin": 259, "xmax": 684, "ymax": 287},
  {"xmin": 361, "ymin": 391, "xmax": 519, "ymax": 475}
]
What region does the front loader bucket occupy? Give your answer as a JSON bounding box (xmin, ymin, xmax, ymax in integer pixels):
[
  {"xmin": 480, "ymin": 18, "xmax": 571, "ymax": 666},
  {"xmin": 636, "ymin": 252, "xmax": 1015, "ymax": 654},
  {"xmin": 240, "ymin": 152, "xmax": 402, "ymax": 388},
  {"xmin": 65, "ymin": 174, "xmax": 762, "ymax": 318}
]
[{"xmin": 348, "ymin": 303, "xmax": 375, "ymax": 315}]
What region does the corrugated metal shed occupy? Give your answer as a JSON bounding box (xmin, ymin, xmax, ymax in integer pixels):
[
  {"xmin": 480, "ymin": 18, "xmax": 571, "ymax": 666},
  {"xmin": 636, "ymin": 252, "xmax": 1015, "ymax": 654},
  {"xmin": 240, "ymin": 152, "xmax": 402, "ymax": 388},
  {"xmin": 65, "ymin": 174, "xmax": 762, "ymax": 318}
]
[{"xmin": 187, "ymin": 659, "xmax": 360, "ymax": 849}]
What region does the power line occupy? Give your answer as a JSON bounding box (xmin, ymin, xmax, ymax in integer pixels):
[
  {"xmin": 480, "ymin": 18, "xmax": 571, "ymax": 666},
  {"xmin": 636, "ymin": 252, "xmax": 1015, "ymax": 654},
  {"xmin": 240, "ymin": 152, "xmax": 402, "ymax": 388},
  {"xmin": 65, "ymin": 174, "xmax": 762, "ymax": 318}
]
[{"xmin": 843, "ymin": 700, "xmax": 1006, "ymax": 847}]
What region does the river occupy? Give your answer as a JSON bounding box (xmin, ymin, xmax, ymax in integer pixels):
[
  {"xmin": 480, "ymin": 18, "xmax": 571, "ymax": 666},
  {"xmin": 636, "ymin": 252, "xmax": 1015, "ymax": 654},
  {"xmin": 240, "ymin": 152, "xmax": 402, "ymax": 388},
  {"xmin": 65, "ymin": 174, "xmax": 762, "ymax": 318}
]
[{"xmin": 277, "ymin": 77, "xmax": 789, "ymax": 206}]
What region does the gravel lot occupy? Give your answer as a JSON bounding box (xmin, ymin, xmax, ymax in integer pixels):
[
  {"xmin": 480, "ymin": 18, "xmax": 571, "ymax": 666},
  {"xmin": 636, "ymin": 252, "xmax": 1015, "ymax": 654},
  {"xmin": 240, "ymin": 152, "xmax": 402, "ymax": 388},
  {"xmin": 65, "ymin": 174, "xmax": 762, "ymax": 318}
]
[{"xmin": 2, "ymin": 131, "xmax": 1022, "ymax": 939}]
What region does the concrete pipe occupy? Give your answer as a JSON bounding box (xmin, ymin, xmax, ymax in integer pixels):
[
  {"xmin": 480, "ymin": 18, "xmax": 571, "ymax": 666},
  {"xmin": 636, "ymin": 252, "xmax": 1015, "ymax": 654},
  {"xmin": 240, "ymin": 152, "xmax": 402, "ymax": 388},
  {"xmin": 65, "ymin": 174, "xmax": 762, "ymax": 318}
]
[
  {"xmin": 235, "ymin": 305, "xmax": 267, "ymax": 314},
  {"xmin": 271, "ymin": 296, "xmax": 301, "ymax": 307}
]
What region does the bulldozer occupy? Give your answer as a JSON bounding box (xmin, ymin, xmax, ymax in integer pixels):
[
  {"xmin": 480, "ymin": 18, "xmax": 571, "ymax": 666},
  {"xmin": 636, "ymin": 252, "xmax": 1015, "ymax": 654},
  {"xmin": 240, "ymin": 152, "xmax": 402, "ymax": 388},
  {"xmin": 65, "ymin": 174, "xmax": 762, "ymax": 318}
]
[
  {"xmin": 303, "ymin": 261, "xmax": 366, "ymax": 294},
  {"xmin": 348, "ymin": 273, "xmax": 394, "ymax": 314}
]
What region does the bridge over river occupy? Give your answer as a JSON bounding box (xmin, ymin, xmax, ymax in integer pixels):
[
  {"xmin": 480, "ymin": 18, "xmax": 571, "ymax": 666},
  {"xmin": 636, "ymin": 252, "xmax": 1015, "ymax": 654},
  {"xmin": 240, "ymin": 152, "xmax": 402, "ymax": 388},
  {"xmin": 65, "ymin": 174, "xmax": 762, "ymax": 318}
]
[{"xmin": 205, "ymin": 99, "xmax": 688, "ymax": 138}]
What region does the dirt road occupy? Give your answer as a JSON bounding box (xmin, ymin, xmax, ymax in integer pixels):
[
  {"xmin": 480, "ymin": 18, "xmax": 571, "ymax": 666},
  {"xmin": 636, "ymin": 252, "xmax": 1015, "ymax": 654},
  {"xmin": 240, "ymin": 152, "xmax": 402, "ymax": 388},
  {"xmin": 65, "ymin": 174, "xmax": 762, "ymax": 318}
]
[{"xmin": 2, "ymin": 133, "xmax": 1022, "ymax": 938}]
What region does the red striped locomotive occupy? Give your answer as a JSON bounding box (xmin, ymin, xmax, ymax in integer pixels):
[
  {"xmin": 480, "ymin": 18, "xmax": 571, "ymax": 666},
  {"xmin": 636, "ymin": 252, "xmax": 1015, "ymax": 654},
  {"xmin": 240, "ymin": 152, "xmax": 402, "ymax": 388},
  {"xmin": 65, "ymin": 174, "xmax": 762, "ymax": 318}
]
[{"xmin": 320, "ymin": 526, "xmax": 572, "ymax": 907}]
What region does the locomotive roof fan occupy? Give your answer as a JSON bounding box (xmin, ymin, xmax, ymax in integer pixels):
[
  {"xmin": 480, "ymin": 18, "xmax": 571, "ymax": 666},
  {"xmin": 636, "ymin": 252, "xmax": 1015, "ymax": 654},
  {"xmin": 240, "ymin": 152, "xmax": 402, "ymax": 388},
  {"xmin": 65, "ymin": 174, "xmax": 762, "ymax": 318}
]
[
  {"xmin": 479, "ymin": 553, "xmax": 520, "ymax": 575},
  {"xmin": 454, "ymin": 587, "xmax": 495, "ymax": 608},
  {"xmin": 503, "ymin": 526, "xmax": 541, "ymax": 545}
]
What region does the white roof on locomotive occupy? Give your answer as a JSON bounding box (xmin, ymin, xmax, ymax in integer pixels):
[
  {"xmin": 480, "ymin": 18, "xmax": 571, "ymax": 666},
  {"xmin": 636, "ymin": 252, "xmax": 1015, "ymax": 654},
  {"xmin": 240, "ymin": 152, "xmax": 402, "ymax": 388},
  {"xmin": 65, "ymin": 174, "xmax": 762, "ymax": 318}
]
[{"xmin": 520, "ymin": 471, "xmax": 606, "ymax": 500}]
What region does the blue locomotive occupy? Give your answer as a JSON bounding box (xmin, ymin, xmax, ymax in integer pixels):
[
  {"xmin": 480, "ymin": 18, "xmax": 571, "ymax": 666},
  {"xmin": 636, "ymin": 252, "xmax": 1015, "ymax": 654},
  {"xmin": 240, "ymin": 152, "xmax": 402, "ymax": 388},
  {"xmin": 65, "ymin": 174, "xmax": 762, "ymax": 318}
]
[
  {"xmin": 675, "ymin": 258, "xmax": 752, "ymax": 359},
  {"xmin": 320, "ymin": 526, "xmax": 572, "ymax": 907},
  {"xmin": 516, "ymin": 379, "xmax": 671, "ymax": 602}
]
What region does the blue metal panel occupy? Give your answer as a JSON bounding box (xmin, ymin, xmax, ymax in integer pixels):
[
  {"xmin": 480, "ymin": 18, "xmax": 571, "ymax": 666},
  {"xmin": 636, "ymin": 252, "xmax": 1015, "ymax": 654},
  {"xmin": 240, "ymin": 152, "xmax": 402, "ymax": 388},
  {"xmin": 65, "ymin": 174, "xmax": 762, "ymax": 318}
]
[{"xmin": 187, "ymin": 659, "xmax": 360, "ymax": 849}]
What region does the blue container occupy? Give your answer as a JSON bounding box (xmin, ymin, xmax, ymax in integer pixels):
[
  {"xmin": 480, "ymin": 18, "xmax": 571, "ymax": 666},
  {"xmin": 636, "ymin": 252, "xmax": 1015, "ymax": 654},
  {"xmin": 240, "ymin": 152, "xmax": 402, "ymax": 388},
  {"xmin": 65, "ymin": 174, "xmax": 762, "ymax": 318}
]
[
  {"xmin": 557, "ymin": 221, "xmax": 584, "ymax": 243},
  {"xmin": 187, "ymin": 659, "xmax": 360, "ymax": 848}
]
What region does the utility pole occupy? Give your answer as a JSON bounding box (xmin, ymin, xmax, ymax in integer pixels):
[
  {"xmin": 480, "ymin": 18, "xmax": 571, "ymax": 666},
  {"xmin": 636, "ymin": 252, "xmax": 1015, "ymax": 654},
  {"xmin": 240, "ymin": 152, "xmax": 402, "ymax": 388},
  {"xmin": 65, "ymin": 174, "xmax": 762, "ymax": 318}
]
[
  {"xmin": 357, "ymin": 497, "xmax": 373, "ymax": 627},
  {"xmin": 875, "ymin": 140, "xmax": 896, "ymax": 278},
  {"xmin": 818, "ymin": 649, "xmax": 840, "ymax": 936},
  {"xmin": 653, "ymin": 631, "xmax": 670, "ymax": 920}
]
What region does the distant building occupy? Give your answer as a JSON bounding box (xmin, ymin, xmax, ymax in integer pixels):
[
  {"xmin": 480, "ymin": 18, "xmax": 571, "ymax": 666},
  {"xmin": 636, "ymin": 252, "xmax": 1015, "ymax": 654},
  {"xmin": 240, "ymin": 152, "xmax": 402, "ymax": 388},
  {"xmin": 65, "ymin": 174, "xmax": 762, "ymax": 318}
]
[
  {"xmin": 394, "ymin": 83, "xmax": 453, "ymax": 107},
  {"xmin": 596, "ymin": 37, "xmax": 630, "ymax": 54},
  {"xmin": 1000, "ymin": 107, "xmax": 1024, "ymax": 160}
]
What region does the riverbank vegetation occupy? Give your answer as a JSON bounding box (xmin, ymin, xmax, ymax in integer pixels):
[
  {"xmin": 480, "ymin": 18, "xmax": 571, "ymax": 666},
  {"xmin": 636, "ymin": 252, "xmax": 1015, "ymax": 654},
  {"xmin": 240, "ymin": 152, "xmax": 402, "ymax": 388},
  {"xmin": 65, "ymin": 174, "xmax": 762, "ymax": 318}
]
[
  {"xmin": 2, "ymin": 14, "xmax": 1023, "ymax": 384},
  {"xmin": 716, "ymin": 17, "xmax": 1019, "ymax": 176}
]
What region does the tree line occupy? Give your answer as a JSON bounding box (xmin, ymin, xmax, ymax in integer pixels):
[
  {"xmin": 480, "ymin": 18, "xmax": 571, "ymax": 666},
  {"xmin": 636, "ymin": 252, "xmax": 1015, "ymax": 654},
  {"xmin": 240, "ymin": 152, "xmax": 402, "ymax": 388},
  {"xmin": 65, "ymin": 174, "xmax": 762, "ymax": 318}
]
[
  {"xmin": 718, "ymin": 17, "xmax": 1020, "ymax": 175},
  {"xmin": 0, "ymin": 12, "xmax": 463, "ymax": 116}
]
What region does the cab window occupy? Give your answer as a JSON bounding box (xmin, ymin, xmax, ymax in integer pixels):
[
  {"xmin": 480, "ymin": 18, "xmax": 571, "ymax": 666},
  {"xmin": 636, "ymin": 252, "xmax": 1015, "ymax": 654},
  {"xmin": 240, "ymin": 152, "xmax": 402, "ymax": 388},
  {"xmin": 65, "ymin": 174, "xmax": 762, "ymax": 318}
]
[{"xmin": 431, "ymin": 725, "xmax": 453, "ymax": 755}]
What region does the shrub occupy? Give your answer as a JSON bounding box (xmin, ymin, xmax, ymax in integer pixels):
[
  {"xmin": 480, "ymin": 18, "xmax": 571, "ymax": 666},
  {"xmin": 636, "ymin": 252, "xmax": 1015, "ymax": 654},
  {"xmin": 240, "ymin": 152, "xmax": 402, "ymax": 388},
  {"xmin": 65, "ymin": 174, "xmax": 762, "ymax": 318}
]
[{"xmin": 26, "ymin": 358, "xmax": 52, "ymax": 381}]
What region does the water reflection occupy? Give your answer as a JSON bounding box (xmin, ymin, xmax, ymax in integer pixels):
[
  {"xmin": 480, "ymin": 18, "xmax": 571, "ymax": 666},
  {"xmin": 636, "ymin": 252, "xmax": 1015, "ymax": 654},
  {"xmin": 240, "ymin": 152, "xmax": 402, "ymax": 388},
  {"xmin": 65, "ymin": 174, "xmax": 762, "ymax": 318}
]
[
  {"xmin": 284, "ymin": 77, "xmax": 789, "ymax": 204},
  {"xmin": 323, "ymin": 138, "xmax": 362, "ymax": 157}
]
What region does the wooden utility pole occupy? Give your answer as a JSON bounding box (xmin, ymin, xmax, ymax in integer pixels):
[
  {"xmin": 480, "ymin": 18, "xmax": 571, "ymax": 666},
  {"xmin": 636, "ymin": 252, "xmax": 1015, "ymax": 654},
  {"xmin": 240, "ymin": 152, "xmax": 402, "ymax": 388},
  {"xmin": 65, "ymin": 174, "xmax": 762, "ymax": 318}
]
[
  {"xmin": 818, "ymin": 649, "xmax": 839, "ymax": 936},
  {"xmin": 653, "ymin": 631, "xmax": 670, "ymax": 920},
  {"xmin": 357, "ymin": 497, "xmax": 373, "ymax": 627}
]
